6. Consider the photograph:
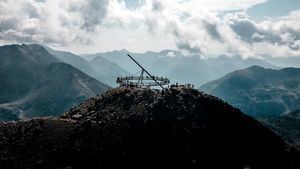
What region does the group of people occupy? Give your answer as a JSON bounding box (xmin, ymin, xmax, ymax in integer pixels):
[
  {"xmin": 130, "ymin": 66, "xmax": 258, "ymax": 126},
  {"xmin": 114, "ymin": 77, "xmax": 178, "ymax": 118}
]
[
  {"xmin": 116, "ymin": 76, "xmax": 195, "ymax": 90},
  {"xmin": 116, "ymin": 76, "xmax": 170, "ymax": 86},
  {"xmin": 168, "ymin": 83, "xmax": 194, "ymax": 89}
]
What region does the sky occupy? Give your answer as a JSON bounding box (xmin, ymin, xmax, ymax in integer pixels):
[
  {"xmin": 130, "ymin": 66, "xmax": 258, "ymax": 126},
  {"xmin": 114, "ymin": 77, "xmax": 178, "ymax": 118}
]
[{"xmin": 0, "ymin": 0, "xmax": 299, "ymax": 58}]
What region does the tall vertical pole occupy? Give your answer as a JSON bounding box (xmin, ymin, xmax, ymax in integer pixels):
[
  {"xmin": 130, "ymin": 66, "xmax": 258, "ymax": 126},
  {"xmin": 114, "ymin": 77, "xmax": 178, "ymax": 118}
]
[{"xmin": 138, "ymin": 70, "xmax": 144, "ymax": 85}]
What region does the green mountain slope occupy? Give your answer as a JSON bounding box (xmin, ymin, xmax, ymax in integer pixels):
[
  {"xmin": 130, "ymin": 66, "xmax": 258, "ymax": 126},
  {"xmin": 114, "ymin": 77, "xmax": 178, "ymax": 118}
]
[
  {"xmin": 200, "ymin": 66, "xmax": 300, "ymax": 117},
  {"xmin": 0, "ymin": 44, "xmax": 110, "ymax": 120},
  {"xmin": 264, "ymin": 110, "xmax": 300, "ymax": 148}
]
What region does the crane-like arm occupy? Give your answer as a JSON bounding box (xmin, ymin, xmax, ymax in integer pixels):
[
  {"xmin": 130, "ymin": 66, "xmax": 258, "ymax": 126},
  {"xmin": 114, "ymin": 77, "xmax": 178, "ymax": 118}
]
[{"xmin": 127, "ymin": 54, "xmax": 165, "ymax": 90}]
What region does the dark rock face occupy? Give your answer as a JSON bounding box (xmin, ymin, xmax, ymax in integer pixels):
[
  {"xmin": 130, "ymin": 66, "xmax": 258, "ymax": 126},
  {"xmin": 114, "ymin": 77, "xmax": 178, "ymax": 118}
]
[{"xmin": 0, "ymin": 87, "xmax": 299, "ymax": 169}]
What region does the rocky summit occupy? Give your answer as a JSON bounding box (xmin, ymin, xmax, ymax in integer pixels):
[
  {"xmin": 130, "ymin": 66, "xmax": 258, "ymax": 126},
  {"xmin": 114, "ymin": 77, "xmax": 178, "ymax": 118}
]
[{"xmin": 0, "ymin": 87, "xmax": 299, "ymax": 169}]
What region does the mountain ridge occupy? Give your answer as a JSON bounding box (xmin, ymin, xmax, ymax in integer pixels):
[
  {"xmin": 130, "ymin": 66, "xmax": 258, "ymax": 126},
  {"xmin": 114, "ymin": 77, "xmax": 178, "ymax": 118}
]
[
  {"xmin": 45, "ymin": 46, "xmax": 130, "ymax": 87},
  {"xmin": 0, "ymin": 87, "xmax": 299, "ymax": 168},
  {"xmin": 81, "ymin": 49, "xmax": 278, "ymax": 87},
  {"xmin": 0, "ymin": 44, "xmax": 110, "ymax": 120},
  {"xmin": 200, "ymin": 65, "xmax": 300, "ymax": 117}
]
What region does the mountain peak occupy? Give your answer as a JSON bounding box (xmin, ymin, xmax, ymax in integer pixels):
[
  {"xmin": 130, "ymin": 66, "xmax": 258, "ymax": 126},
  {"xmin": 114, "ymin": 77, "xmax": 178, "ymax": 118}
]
[
  {"xmin": 120, "ymin": 49, "xmax": 129, "ymax": 53},
  {"xmin": 17, "ymin": 44, "xmax": 48, "ymax": 53},
  {"xmin": 241, "ymin": 65, "xmax": 272, "ymax": 74},
  {"xmin": 0, "ymin": 87, "xmax": 298, "ymax": 168},
  {"xmin": 0, "ymin": 43, "xmax": 58, "ymax": 67},
  {"xmin": 0, "ymin": 44, "xmax": 110, "ymax": 121},
  {"xmin": 247, "ymin": 65, "xmax": 265, "ymax": 70},
  {"xmin": 112, "ymin": 49, "xmax": 129, "ymax": 54}
]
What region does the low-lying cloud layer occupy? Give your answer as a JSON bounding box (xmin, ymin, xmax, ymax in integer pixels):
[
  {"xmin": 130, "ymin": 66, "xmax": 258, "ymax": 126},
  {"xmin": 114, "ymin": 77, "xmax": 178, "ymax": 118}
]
[{"xmin": 0, "ymin": 0, "xmax": 299, "ymax": 58}]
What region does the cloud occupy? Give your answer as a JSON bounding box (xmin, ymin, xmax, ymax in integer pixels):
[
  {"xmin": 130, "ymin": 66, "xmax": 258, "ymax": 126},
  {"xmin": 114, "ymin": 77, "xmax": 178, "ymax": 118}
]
[
  {"xmin": 141, "ymin": 2, "xmax": 300, "ymax": 57},
  {"xmin": 67, "ymin": 0, "xmax": 109, "ymax": 32},
  {"xmin": 176, "ymin": 40, "xmax": 202, "ymax": 54},
  {"xmin": 0, "ymin": 0, "xmax": 109, "ymax": 46},
  {"xmin": 176, "ymin": 0, "xmax": 267, "ymax": 11},
  {"xmin": 223, "ymin": 11, "xmax": 300, "ymax": 56},
  {"xmin": 151, "ymin": 0, "xmax": 163, "ymax": 11},
  {"xmin": 0, "ymin": 0, "xmax": 299, "ymax": 58},
  {"xmin": 202, "ymin": 20, "xmax": 223, "ymax": 41}
]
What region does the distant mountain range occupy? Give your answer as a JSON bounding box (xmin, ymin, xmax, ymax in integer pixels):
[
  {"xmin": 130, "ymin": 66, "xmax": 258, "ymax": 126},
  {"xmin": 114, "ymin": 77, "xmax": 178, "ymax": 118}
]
[
  {"xmin": 0, "ymin": 44, "xmax": 110, "ymax": 121},
  {"xmin": 266, "ymin": 56, "xmax": 300, "ymax": 68},
  {"xmin": 45, "ymin": 47, "xmax": 130, "ymax": 87},
  {"xmin": 200, "ymin": 66, "xmax": 300, "ymax": 118},
  {"xmin": 1, "ymin": 44, "xmax": 299, "ymax": 122},
  {"xmin": 82, "ymin": 49, "xmax": 278, "ymax": 87},
  {"xmin": 1, "ymin": 43, "xmax": 300, "ymax": 152}
]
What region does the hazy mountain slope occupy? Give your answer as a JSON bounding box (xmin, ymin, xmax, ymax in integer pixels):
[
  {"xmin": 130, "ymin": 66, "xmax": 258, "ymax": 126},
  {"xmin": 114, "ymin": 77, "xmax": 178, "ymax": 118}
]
[
  {"xmin": 44, "ymin": 46, "xmax": 95, "ymax": 76},
  {"xmin": 89, "ymin": 56, "xmax": 131, "ymax": 87},
  {"xmin": 79, "ymin": 53, "xmax": 98, "ymax": 61},
  {"xmin": 89, "ymin": 49, "xmax": 137, "ymax": 73},
  {"xmin": 0, "ymin": 44, "xmax": 110, "ymax": 121},
  {"xmin": 46, "ymin": 47, "xmax": 130, "ymax": 87},
  {"xmin": 200, "ymin": 66, "xmax": 300, "ymax": 117},
  {"xmin": 0, "ymin": 87, "xmax": 299, "ymax": 169},
  {"xmin": 165, "ymin": 55, "xmax": 277, "ymax": 86},
  {"xmin": 0, "ymin": 44, "xmax": 59, "ymax": 103},
  {"xmin": 266, "ymin": 56, "xmax": 300, "ymax": 68},
  {"xmin": 19, "ymin": 63, "xmax": 110, "ymax": 118},
  {"xmin": 264, "ymin": 110, "xmax": 300, "ymax": 148},
  {"xmin": 87, "ymin": 49, "xmax": 277, "ymax": 87}
]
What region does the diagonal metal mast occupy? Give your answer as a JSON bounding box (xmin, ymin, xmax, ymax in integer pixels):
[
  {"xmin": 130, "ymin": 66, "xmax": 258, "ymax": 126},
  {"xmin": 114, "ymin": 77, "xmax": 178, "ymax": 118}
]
[{"xmin": 127, "ymin": 54, "xmax": 165, "ymax": 90}]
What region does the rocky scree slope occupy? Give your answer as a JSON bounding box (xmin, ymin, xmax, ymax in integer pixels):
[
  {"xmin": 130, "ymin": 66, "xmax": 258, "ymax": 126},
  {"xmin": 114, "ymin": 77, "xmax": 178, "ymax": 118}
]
[{"xmin": 0, "ymin": 87, "xmax": 299, "ymax": 169}]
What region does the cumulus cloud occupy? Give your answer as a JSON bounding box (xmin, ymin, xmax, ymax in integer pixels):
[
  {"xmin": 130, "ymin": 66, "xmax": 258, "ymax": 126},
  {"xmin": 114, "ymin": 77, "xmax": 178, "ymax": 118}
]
[
  {"xmin": 138, "ymin": 1, "xmax": 300, "ymax": 58},
  {"xmin": 66, "ymin": 0, "xmax": 109, "ymax": 32},
  {"xmin": 176, "ymin": 40, "xmax": 202, "ymax": 54},
  {"xmin": 0, "ymin": 0, "xmax": 109, "ymax": 46},
  {"xmin": 223, "ymin": 11, "xmax": 300, "ymax": 57},
  {"xmin": 0, "ymin": 0, "xmax": 299, "ymax": 58},
  {"xmin": 225, "ymin": 11, "xmax": 300, "ymax": 48}
]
